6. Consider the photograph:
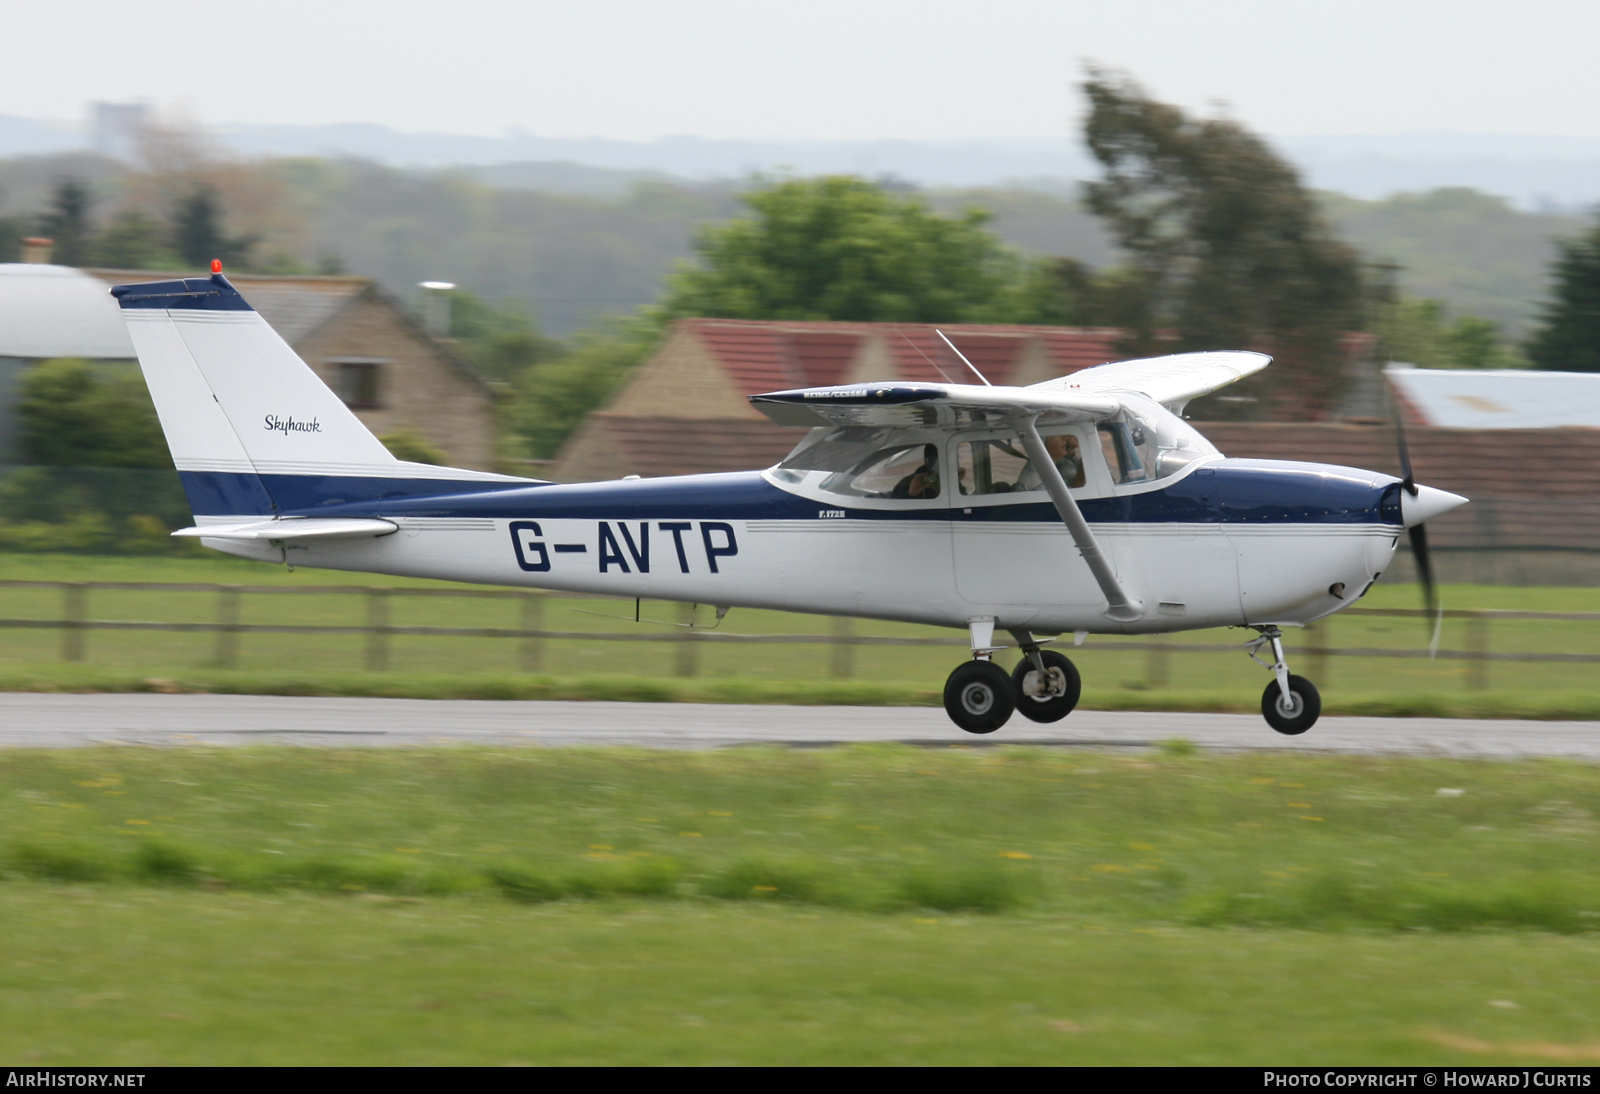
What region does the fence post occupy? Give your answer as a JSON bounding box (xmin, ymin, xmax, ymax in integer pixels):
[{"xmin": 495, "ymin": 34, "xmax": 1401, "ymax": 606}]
[
  {"xmin": 519, "ymin": 593, "xmax": 544, "ymax": 673},
  {"xmin": 213, "ymin": 585, "xmax": 241, "ymax": 667},
  {"xmin": 675, "ymin": 601, "xmax": 698, "ymax": 677},
  {"xmin": 1146, "ymin": 639, "xmax": 1170, "ymax": 689},
  {"xmin": 365, "ymin": 588, "xmax": 390, "ymax": 671},
  {"xmin": 1466, "ymin": 612, "xmax": 1490, "ymax": 692},
  {"xmin": 61, "ymin": 582, "xmax": 87, "ymax": 662},
  {"xmin": 830, "ymin": 615, "xmax": 855, "ymax": 679},
  {"xmin": 1308, "ymin": 618, "xmax": 1329, "ymax": 688}
]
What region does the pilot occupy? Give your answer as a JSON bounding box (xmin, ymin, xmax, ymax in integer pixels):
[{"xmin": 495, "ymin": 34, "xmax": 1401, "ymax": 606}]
[{"xmin": 892, "ymin": 445, "xmax": 941, "ymax": 499}]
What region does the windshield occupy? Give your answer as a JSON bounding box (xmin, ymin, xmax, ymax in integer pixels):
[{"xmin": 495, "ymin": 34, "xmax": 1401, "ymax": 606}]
[
  {"xmin": 818, "ymin": 442, "xmax": 942, "ymax": 499},
  {"xmin": 1100, "ymin": 395, "xmax": 1218, "ymax": 485}
]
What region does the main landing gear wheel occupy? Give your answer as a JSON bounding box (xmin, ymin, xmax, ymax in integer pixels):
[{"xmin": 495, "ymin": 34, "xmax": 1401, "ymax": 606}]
[
  {"xmin": 1011, "ymin": 650, "xmax": 1081, "ymax": 724},
  {"xmin": 1262, "ymin": 674, "xmax": 1321, "ymax": 735},
  {"xmin": 944, "ymin": 660, "xmax": 1015, "ymax": 734}
]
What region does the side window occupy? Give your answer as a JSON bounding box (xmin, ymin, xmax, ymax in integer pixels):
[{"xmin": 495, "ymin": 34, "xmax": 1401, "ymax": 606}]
[
  {"xmin": 819, "ymin": 443, "xmax": 942, "ymax": 500},
  {"xmin": 957, "ymin": 433, "xmax": 1086, "ymax": 496},
  {"xmin": 1098, "ymin": 421, "xmax": 1149, "ymax": 485}
]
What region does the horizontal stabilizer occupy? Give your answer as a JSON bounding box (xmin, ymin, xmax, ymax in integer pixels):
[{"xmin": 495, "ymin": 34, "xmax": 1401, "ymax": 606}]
[{"xmin": 172, "ymin": 518, "xmax": 399, "ymax": 542}]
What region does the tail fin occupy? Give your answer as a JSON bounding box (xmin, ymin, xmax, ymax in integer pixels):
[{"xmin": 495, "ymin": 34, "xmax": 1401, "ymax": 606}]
[{"xmin": 113, "ymin": 272, "xmax": 528, "ymax": 519}]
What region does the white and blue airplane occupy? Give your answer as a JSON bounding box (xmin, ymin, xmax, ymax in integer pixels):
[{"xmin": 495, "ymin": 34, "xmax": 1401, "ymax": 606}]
[{"xmin": 113, "ymin": 267, "xmax": 1467, "ymax": 736}]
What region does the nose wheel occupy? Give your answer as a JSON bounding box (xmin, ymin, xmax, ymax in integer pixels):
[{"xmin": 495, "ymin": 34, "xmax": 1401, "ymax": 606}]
[
  {"xmin": 1249, "ymin": 626, "xmax": 1321, "ymax": 735},
  {"xmin": 1261, "ymin": 674, "xmax": 1320, "ymax": 734}
]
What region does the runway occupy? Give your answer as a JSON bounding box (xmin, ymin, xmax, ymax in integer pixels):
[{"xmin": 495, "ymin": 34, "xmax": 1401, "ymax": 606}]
[{"xmin": 0, "ymin": 693, "xmax": 1597, "ymax": 758}]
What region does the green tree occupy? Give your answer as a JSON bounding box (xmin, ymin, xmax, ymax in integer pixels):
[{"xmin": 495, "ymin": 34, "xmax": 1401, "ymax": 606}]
[
  {"xmin": 444, "ymin": 290, "xmax": 565, "ymax": 384},
  {"xmin": 1529, "ymin": 216, "xmax": 1600, "ymax": 371},
  {"xmin": 1008, "ymin": 256, "xmax": 1158, "ymax": 330},
  {"xmin": 1378, "ymin": 298, "xmax": 1528, "ymax": 369},
  {"xmin": 379, "ymin": 429, "xmax": 450, "ymax": 465},
  {"xmin": 15, "ymin": 359, "xmax": 171, "ymax": 468},
  {"xmin": 37, "ymin": 178, "xmax": 94, "ymax": 266},
  {"xmin": 1081, "ymin": 70, "xmax": 1367, "ymax": 415},
  {"xmin": 659, "ymin": 176, "xmax": 1021, "ymax": 323},
  {"xmin": 508, "ymin": 321, "xmax": 653, "ymax": 460},
  {"xmin": 89, "ymin": 209, "xmax": 183, "ymax": 269}
]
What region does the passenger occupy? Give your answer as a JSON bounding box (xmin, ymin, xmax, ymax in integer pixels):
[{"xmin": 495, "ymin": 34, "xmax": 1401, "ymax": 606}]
[{"xmin": 1015, "ymin": 434, "xmax": 1085, "ymax": 490}]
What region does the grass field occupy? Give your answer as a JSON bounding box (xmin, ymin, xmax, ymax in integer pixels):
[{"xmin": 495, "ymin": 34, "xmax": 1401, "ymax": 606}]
[
  {"xmin": 4, "ymin": 746, "xmax": 1600, "ymax": 1064},
  {"xmin": 2, "ymin": 552, "xmax": 1599, "ymax": 716}
]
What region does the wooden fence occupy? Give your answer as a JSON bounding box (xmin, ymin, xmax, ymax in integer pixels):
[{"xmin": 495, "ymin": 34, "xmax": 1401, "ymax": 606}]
[{"xmin": 0, "ymin": 579, "xmax": 1596, "ymax": 690}]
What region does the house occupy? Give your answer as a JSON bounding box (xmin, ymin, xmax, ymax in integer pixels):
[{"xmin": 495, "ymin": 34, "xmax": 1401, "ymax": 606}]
[
  {"xmin": 549, "ymin": 319, "xmax": 1124, "ymax": 482},
  {"xmin": 0, "ymin": 259, "xmax": 496, "ymax": 470}
]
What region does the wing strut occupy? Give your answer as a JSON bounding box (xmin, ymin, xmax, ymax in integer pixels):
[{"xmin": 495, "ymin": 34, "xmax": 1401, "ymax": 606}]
[{"xmin": 1015, "ymin": 416, "xmax": 1143, "ymax": 622}]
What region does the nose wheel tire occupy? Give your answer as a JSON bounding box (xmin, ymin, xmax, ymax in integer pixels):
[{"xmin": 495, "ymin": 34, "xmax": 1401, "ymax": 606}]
[
  {"xmin": 1262, "ymin": 675, "xmax": 1321, "ymax": 735},
  {"xmin": 943, "ymin": 660, "xmax": 1015, "ymax": 734},
  {"xmin": 1011, "ymin": 651, "xmax": 1081, "ymax": 724}
]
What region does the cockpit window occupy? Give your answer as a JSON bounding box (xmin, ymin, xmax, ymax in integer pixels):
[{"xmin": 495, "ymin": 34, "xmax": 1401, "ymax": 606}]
[
  {"xmin": 819, "ymin": 443, "xmax": 941, "ymax": 499},
  {"xmin": 1100, "ymin": 396, "xmax": 1219, "ymax": 485}
]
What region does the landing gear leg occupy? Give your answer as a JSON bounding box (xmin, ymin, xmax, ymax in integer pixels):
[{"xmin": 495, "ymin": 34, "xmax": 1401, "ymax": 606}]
[
  {"xmin": 942, "ymin": 618, "xmax": 1014, "ymax": 734},
  {"xmin": 1249, "ymin": 625, "xmax": 1321, "ymax": 735}
]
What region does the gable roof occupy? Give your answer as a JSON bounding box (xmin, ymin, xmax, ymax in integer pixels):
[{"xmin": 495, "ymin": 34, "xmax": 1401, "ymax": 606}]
[
  {"xmin": 85, "ymin": 269, "xmax": 369, "ymax": 344},
  {"xmin": 679, "ymin": 318, "xmax": 1126, "ymax": 396}
]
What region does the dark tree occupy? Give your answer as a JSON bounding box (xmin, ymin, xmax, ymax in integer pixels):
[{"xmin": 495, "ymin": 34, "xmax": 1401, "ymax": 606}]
[
  {"xmin": 171, "ymin": 184, "xmax": 255, "ymax": 269},
  {"xmin": 37, "ymin": 178, "xmax": 94, "ymax": 266},
  {"xmin": 1528, "ymin": 217, "xmax": 1600, "ymax": 372},
  {"xmin": 1080, "ymin": 70, "xmax": 1367, "ymax": 417}
]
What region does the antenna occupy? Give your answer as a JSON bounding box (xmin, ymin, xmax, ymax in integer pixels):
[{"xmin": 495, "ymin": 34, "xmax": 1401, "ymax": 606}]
[
  {"xmin": 897, "ymin": 328, "xmax": 958, "ymax": 384},
  {"xmin": 936, "ymin": 329, "xmax": 992, "ymax": 386}
]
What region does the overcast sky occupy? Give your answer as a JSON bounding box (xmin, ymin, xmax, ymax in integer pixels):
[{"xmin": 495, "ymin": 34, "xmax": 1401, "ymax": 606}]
[{"xmin": 7, "ymin": 0, "xmax": 1600, "ymax": 142}]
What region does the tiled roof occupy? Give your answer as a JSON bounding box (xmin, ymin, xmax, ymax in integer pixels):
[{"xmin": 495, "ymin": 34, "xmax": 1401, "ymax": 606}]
[
  {"xmin": 1199, "ymin": 422, "xmax": 1600, "ymax": 549},
  {"xmin": 583, "ymin": 413, "xmax": 800, "ymax": 479},
  {"xmin": 86, "ymin": 269, "xmax": 369, "ymax": 345},
  {"xmin": 679, "ymin": 319, "xmax": 1124, "ymax": 395}
]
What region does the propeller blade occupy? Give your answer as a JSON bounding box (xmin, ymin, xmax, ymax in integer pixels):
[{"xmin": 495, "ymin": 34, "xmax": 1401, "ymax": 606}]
[
  {"xmin": 1409, "ymin": 521, "xmax": 1442, "ymax": 655},
  {"xmin": 1393, "ymin": 391, "xmax": 1418, "ymax": 496}
]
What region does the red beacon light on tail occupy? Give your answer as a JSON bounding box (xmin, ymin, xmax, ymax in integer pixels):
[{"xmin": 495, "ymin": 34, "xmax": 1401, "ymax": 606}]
[{"xmin": 211, "ymin": 259, "xmax": 222, "ymax": 274}]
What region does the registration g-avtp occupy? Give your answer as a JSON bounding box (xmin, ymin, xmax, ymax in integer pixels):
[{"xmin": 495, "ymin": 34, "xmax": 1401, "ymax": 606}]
[{"xmin": 111, "ymin": 267, "xmax": 1467, "ymax": 736}]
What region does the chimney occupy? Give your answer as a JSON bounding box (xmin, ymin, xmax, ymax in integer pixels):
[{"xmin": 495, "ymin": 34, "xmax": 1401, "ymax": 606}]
[{"xmin": 21, "ymin": 237, "xmax": 53, "ymax": 264}]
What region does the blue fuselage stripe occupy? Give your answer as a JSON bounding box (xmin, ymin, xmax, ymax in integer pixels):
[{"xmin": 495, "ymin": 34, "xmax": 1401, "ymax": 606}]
[{"xmin": 178, "ymin": 461, "xmax": 1404, "ymax": 528}]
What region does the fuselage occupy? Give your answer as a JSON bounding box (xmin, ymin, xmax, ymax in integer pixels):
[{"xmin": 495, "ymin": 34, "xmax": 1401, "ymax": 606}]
[{"xmin": 198, "ymin": 453, "xmax": 1404, "ymax": 637}]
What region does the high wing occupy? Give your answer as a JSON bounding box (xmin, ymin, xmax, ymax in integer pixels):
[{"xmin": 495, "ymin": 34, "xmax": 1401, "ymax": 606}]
[
  {"xmin": 748, "ymin": 382, "xmax": 1120, "ymax": 429},
  {"xmin": 748, "ymin": 352, "xmax": 1270, "ymax": 429},
  {"xmin": 1029, "ymin": 350, "xmax": 1271, "ymax": 414}
]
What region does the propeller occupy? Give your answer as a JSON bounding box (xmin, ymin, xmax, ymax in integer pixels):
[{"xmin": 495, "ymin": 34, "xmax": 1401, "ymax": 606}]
[{"xmin": 1393, "ymin": 397, "xmax": 1444, "ymax": 655}]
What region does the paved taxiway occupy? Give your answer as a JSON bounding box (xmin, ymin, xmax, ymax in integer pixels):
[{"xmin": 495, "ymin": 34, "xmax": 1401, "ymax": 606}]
[{"xmin": 0, "ymin": 693, "xmax": 1596, "ymax": 758}]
